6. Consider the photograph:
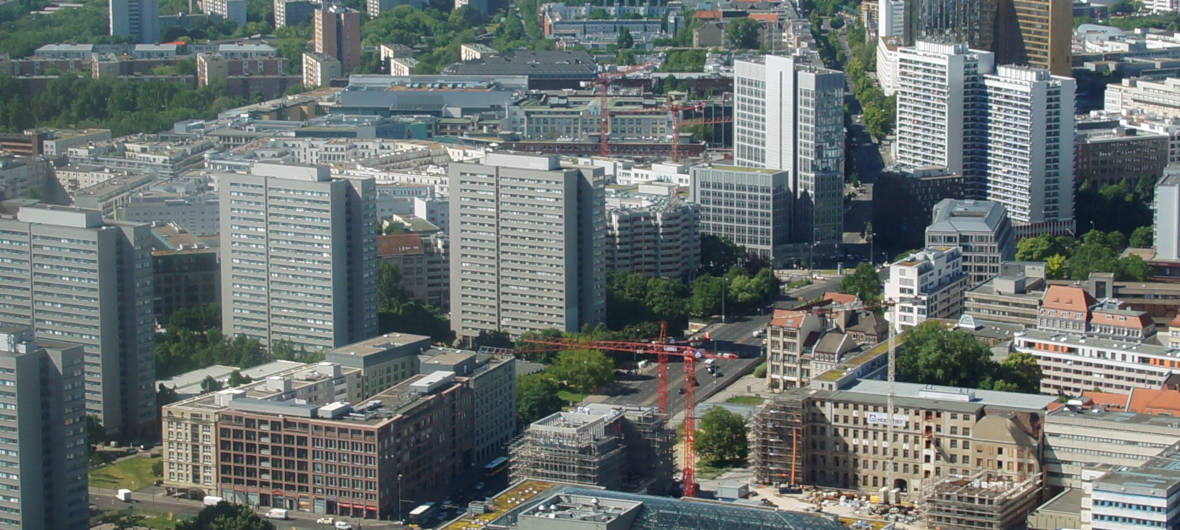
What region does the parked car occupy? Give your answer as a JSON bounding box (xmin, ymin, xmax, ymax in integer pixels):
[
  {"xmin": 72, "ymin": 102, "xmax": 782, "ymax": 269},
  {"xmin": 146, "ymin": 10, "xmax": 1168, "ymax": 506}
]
[
  {"xmin": 335, "ymin": 521, "xmax": 353, "ymax": 530},
  {"xmin": 315, "ymin": 517, "xmax": 334, "ymax": 525}
]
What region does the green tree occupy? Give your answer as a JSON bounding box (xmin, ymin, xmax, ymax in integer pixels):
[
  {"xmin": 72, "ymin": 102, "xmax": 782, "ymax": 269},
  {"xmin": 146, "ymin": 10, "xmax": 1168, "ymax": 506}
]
[
  {"xmin": 838, "ymin": 263, "xmax": 882, "ymax": 302},
  {"xmin": 157, "ymin": 383, "xmax": 179, "ymax": 408},
  {"xmin": 377, "ymin": 260, "xmax": 405, "ymax": 311},
  {"xmin": 1117, "ymin": 254, "xmax": 1152, "ymax": 281},
  {"xmin": 1015, "ymin": 234, "xmax": 1075, "ymax": 261},
  {"xmin": 726, "ymin": 18, "xmax": 761, "ymax": 49},
  {"xmin": 200, "ymin": 375, "xmax": 224, "ymax": 393},
  {"xmin": 86, "ymin": 414, "xmax": 107, "ymax": 447},
  {"xmin": 700, "ymin": 234, "xmax": 745, "ymax": 275},
  {"xmin": 1046, "ymin": 254, "xmax": 1067, "ymax": 280},
  {"xmin": 695, "ymin": 407, "xmax": 748, "ymax": 466},
  {"xmin": 1131, "ymin": 226, "xmax": 1154, "ymax": 248},
  {"xmin": 472, "ymin": 330, "xmax": 514, "ymax": 350},
  {"xmin": 895, "ymin": 322, "xmax": 995, "ymax": 388},
  {"xmin": 689, "ymin": 275, "xmax": 725, "ymax": 317},
  {"xmin": 991, "ymin": 352, "xmax": 1042, "ymax": 394},
  {"xmin": 548, "ymin": 349, "xmax": 614, "ymax": 393},
  {"xmin": 753, "ymin": 362, "xmax": 767, "ymax": 378},
  {"xmin": 176, "ymin": 502, "xmax": 276, "ymax": 530},
  {"xmin": 516, "ymin": 373, "xmax": 564, "ymax": 427},
  {"xmin": 617, "ymin": 27, "xmax": 634, "ymax": 49},
  {"xmin": 226, "ymin": 370, "xmax": 251, "ymax": 387}
]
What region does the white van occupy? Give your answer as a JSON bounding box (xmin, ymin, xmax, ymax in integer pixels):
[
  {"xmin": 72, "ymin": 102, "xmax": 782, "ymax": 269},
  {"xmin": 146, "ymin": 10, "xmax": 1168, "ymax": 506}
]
[
  {"xmin": 265, "ymin": 508, "xmax": 288, "ymax": 520},
  {"xmin": 116, "ymin": 489, "xmax": 132, "ymax": 502},
  {"xmin": 202, "ymin": 495, "xmax": 223, "ymax": 506}
]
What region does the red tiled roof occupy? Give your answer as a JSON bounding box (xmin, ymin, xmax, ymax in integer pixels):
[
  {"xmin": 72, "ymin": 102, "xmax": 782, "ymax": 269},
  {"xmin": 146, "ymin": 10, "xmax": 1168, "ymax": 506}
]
[
  {"xmin": 770, "ymin": 309, "xmax": 808, "ymax": 329},
  {"xmin": 1128, "ymin": 388, "xmax": 1180, "ymax": 416},
  {"xmin": 692, "ymin": 10, "xmax": 721, "ymax": 19},
  {"xmin": 748, "ymin": 12, "xmax": 779, "ymax": 22},
  {"xmin": 823, "ymin": 292, "xmax": 859, "ymax": 305},
  {"xmin": 1170, "ymin": 313, "xmax": 1180, "ymax": 327},
  {"xmin": 1091, "ymin": 309, "xmax": 1153, "ymax": 329},
  {"xmin": 1080, "ymin": 390, "xmax": 1130, "ymax": 411},
  {"xmin": 1041, "ymin": 285, "xmax": 1095, "ymax": 314},
  {"xmin": 376, "ymin": 233, "xmax": 423, "ymax": 258}
]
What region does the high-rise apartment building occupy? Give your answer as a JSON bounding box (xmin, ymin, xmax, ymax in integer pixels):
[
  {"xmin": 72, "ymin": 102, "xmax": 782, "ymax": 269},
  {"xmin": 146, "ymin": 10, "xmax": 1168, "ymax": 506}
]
[
  {"xmin": 448, "ymin": 153, "xmax": 605, "ymax": 340},
  {"xmin": 110, "ymin": 0, "xmax": 160, "ymax": 43},
  {"xmin": 925, "ymin": 199, "xmax": 1015, "ymax": 286},
  {"xmin": 733, "ymin": 55, "xmax": 845, "ymax": 245},
  {"xmin": 689, "ymin": 165, "xmax": 792, "ymax": 264},
  {"xmin": 0, "ymin": 328, "xmax": 88, "ymax": 530},
  {"xmin": 894, "ymin": 41, "xmax": 994, "ymax": 195},
  {"xmin": 983, "ymin": 66, "xmax": 1075, "ymax": 236},
  {"xmin": 1002, "ymin": 0, "xmax": 1071, "ymax": 75},
  {"xmin": 274, "ymin": 0, "xmax": 314, "ymax": 27},
  {"xmin": 1155, "ymin": 171, "xmax": 1180, "ymax": 261},
  {"xmin": 201, "ymin": 0, "xmax": 246, "ymax": 25},
  {"xmin": 219, "ymin": 163, "xmax": 377, "ymax": 352},
  {"xmin": 313, "ymin": 6, "xmax": 360, "ymax": 74},
  {"xmin": 0, "ymin": 205, "xmax": 155, "ymax": 440}
]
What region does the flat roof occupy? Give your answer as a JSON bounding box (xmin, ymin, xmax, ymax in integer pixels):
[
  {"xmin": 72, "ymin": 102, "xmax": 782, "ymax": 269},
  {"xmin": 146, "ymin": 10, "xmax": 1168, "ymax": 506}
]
[
  {"xmin": 835, "ymin": 379, "xmax": 1057, "ymax": 412},
  {"xmin": 1016, "ymin": 329, "xmax": 1180, "ymax": 358}
]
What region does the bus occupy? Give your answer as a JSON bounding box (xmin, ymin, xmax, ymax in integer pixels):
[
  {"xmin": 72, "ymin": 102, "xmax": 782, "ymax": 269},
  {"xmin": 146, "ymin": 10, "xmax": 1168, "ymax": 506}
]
[
  {"xmin": 408, "ymin": 502, "xmax": 437, "ymax": 525},
  {"xmin": 483, "ymin": 456, "xmax": 509, "ymax": 477}
]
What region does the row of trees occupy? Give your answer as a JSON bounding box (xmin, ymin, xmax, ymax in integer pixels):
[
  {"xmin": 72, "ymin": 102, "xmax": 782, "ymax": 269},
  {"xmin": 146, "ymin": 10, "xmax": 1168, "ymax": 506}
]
[
  {"xmin": 1016, "ymin": 229, "xmax": 1151, "ymax": 281},
  {"xmin": 0, "ymin": 74, "xmax": 248, "ymax": 135},
  {"xmin": 155, "ymin": 304, "xmax": 323, "ymax": 379},
  {"xmin": 844, "ymin": 22, "xmax": 895, "ymax": 140},
  {"xmin": 607, "ymin": 267, "xmax": 778, "ymax": 334}
]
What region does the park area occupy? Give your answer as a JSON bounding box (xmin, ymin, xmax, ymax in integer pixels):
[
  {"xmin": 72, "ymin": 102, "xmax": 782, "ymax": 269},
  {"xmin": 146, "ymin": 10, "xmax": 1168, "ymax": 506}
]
[{"xmin": 90, "ymin": 455, "xmax": 161, "ymax": 491}]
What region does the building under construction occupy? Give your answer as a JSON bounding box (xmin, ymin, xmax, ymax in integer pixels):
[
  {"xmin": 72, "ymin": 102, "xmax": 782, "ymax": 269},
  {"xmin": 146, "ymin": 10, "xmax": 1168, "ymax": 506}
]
[
  {"xmin": 750, "ymin": 394, "xmax": 807, "ymax": 486},
  {"xmin": 924, "ymin": 472, "xmax": 1043, "ymax": 530},
  {"xmin": 509, "ymin": 404, "xmax": 673, "ymax": 493}
]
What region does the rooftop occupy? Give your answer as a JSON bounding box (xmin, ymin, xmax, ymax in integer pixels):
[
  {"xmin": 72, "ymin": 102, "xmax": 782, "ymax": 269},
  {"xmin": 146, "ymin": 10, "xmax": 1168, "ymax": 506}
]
[
  {"xmin": 1016, "ymin": 329, "xmax": 1180, "ymax": 358},
  {"xmin": 443, "ymin": 50, "xmax": 597, "ymax": 78},
  {"xmin": 835, "ymin": 379, "xmax": 1057, "ymax": 412},
  {"xmin": 927, "ymin": 199, "xmax": 1008, "ymax": 235}
]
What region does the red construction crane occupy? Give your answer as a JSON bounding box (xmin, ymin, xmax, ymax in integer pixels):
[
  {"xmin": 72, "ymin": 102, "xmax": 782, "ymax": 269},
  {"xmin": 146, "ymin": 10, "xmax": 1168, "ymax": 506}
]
[
  {"xmin": 513, "ymin": 322, "xmax": 736, "ymax": 498},
  {"xmin": 585, "ymin": 63, "xmax": 653, "ymax": 157}
]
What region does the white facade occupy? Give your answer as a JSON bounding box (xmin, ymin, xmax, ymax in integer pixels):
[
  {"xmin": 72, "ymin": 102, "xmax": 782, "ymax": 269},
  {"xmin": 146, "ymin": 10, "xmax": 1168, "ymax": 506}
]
[
  {"xmin": 1105, "ymin": 77, "xmax": 1180, "ymax": 118},
  {"xmin": 1156, "ymin": 172, "xmax": 1180, "ymax": 261},
  {"xmin": 201, "ymin": 0, "xmax": 246, "ymax": 24},
  {"xmin": 1145, "ymin": 0, "xmax": 1180, "ymax": 14},
  {"xmin": 302, "ymin": 52, "xmax": 340, "ymax": 88},
  {"xmin": 876, "ymin": 36, "xmax": 900, "ymax": 96},
  {"xmin": 733, "ymin": 55, "xmax": 845, "ymax": 244},
  {"xmin": 983, "ymin": 66, "xmax": 1076, "ymax": 236},
  {"xmin": 885, "ymin": 247, "xmax": 967, "ymax": 331},
  {"xmin": 878, "ymin": 0, "xmax": 904, "ymax": 38},
  {"xmin": 894, "ymin": 41, "xmax": 994, "ymax": 184},
  {"xmin": 219, "ymin": 163, "xmax": 378, "ymax": 352},
  {"xmin": 109, "ymin": 0, "xmax": 160, "ymax": 43}
]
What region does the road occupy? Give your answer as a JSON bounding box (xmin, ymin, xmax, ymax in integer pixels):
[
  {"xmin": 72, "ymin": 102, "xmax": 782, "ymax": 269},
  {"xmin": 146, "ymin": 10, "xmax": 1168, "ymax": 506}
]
[{"xmin": 91, "ymin": 486, "xmax": 405, "ymax": 529}]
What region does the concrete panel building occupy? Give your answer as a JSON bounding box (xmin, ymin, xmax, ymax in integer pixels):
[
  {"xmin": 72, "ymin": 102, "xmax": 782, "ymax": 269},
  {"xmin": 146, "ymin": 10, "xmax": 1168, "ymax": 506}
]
[
  {"xmin": 733, "ymin": 55, "xmax": 845, "ymax": 245},
  {"xmin": 201, "ymin": 0, "xmax": 246, "ymax": 24},
  {"xmin": 926, "ymin": 199, "xmax": 1015, "ymax": 287},
  {"xmin": 302, "ymin": 52, "xmax": 341, "ymax": 88},
  {"xmin": 314, "ymin": 6, "xmax": 361, "ymax": 74},
  {"xmin": 0, "ymin": 205, "xmax": 155, "ymax": 440},
  {"xmin": 325, "ymin": 332, "xmax": 430, "ymax": 398},
  {"xmin": 109, "ymin": 0, "xmax": 160, "ymax": 43},
  {"xmin": 605, "ymin": 184, "xmax": 700, "ymax": 280},
  {"xmin": 983, "ymin": 66, "xmax": 1075, "ymax": 237},
  {"xmin": 1075, "ymin": 120, "xmax": 1169, "ymax": 186},
  {"xmin": 219, "ymin": 163, "xmax": 377, "ymax": 352},
  {"xmin": 0, "ymin": 328, "xmax": 88, "ymax": 530},
  {"xmin": 1155, "ymin": 171, "xmax": 1180, "ymax": 262},
  {"xmin": 448, "ymin": 153, "xmax": 605, "ymax": 340},
  {"xmin": 689, "ymin": 165, "xmax": 791, "ymax": 265}
]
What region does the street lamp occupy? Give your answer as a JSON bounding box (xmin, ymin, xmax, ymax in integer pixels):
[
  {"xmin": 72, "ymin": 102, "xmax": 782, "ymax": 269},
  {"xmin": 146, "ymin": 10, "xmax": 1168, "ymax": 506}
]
[{"xmin": 395, "ymin": 473, "xmax": 403, "ymax": 523}]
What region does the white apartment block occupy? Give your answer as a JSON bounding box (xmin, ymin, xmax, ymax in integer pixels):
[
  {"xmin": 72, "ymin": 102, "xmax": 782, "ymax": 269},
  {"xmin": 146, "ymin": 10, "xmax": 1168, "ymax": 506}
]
[
  {"xmin": 1145, "ymin": 0, "xmax": 1180, "ymax": 12},
  {"xmin": 0, "ymin": 206, "xmax": 156, "ymax": 440},
  {"xmin": 605, "ymin": 185, "xmax": 700, "ymax": 280},
  {"xmin": 1106, "ymin": 77, "xmax": 1180, "ymax": 119},
  {"xmin": 878, "ymin": 0, "xmax": 904, "ymax": 39},
  {"xmin": 1135, "ymin": 115, "xmax": 1180, "ymax": 164},
  {"xmin": 219, "ymin": 163, "xmax": 377, "ymax": 352},
  {"xmin": 448, "ymin": 153, "xmax": 605, "ymax": 340},
  {"xmin": 885, "ymin": 247, "xmax": 967, "ymax": 331},
  {"xmin": 983, "ymin": 66, "xmax": 1076, "ymax": 236},
  {"xmin": 200, "ymin": 0, "xmax": 246, "ymax": 25},
  {"xmin": 876, "ymin": 36, "xmax": 900, "ymax": 96},
  {"xmin": 894, "ymin": 41, "xmax": 994, "ymax": 191},
  {"xmin": 733, "ymin": 55, "xmax": 845, "ymax": 244},
  {"xmin": 302, "ymin": 51, "xmax": 340, "ymax": 88},
  {"xmin": 1156, "ymin": 171, "xmax": 1180, "ymax": 261},
  {"xmin": 1013, "ymin": 329, "xmax": 1180, "ymax": 395}
]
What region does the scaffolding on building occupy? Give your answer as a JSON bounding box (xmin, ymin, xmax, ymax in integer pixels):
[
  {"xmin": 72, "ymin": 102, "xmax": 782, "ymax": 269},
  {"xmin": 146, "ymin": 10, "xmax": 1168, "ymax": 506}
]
[
  {"xmin": 508, "ymin": 405, "xmax": 673, "ymax": 492},
  {"xmin": 924, "ymin": 472, "xmax": 1043, "ymax": 530},
  {"xmin": 751, "ymin": 394, "xmax": 807, "ymax": 486}
]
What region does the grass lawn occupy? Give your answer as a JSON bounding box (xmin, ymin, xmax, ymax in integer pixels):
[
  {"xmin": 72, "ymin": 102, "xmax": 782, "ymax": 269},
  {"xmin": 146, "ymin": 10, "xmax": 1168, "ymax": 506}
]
[
  {"xmin": 89, "ymin": 455, "xmax": 161, "ymax": 490},
  {"xmin": 557, "ymin": 390, "xmax": 588, "ymax": 404},
  {"xmin": 725, "ymin": 395, "xmax": 764, "ymax": 406},
  {"xmin": 140, "ymin": 512, "xmax": 183, "ymax": 530}
]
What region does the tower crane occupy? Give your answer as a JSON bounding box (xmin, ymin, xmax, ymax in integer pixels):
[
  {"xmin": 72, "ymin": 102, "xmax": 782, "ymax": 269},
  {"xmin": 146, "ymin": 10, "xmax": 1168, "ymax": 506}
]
[
  {"xmin": 509, "ymin": 322, "xmax": 736, "ymax": 497},
  {"xmin": 585, "ymin": 63, "xmax": 654, "ymax": 157}
]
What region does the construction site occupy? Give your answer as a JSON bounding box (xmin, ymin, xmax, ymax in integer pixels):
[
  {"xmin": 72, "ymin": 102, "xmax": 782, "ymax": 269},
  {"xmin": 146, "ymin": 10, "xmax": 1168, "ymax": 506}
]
[
  {"xmin": 750, "ymin": 393, "xmax": 806, "ymax": 487},
  {"xmin": 509, "ymin": 404, "xmax": 674, "ymax": 494},
  {"xmin": 924, "ymin": 473, "xmax": 1043, "ymax": 530}
]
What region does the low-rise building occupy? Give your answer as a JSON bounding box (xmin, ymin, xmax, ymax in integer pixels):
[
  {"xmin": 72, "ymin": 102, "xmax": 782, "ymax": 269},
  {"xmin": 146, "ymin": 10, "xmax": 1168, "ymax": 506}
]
[
  {"xmin": 1012, "ymin": 329, "xmax": 1180, "ymax": 395},
  {"xmin": 1043, "ymin": 406, "xmax": 1180, "ymax": 489},
  {"xmin": 1090, "ymin": 440, "xmax": 1180, "ymax": 530},
  {"xmin": 324, "ymin": 333, "xmax": 430, "ymax": 399},
  {"xmin": 964, "ymin": 262, "xmax": 1046, "ymax": 328},
  {"xmin": 302, "ymin": 52, "xmax": 341, "ymax": 88},
  {"xmin": 376, "ymin": 228, "xmax": 449, "ymax": 310},
  {"xmin": 149, "ymin": 223, "xmax": 219, "ymax": 324},
  {"xmin": 926, "ymin": 473, "xmax": 1042, "ymax": 530},
  {"xmin": 765, "ymin": 309, "xmax": 825, "ymax": 391},
  {"xmin": 925, "ymin": 199, "xmax": 1015, "ymax": 287},
  {"xmin": 1075, "ymin": 118, "xmax": 1170, "ymax": 186},
  {"xmin": 884, "ymin": 247, "xmax": 967, "ymax": 331},
  {"xmin": 419, "ymin": 348, "xmax": 515, "ymax": 465}
]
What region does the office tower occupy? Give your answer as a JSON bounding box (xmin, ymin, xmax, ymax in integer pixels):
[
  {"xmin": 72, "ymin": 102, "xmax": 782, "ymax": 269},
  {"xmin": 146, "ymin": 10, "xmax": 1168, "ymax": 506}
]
[
  {"xmin": 998, "ymin": 0, "xmax": 1072, "ymax": 76},
  {"xmin": 0, "ymin": 206, "xmax": 155, "ymax": 440},
  {"xmin": 314, "ymin": 6, "xmax": 361, "ymax": 74},
  {"xmin": 983, "ymin": 66, "xmax": 1075, "ymax": 237},
  {"xmin": 894, "ymin": 41, "xmax": 994, "ymax": 195},
  {"xmin": 733, "ymin": 54, "xmax": 845, "ymax": 245},
  {"xmin": 689, "ymin": 165, "xmax": 792, "ymax": 265},
  {"xmin": 110, "ymin": 0, "xmax": 160, "ymax": 43},
  {"xmin": 1155, "ymin": 171, "xmax": 1180, "ymax": 261},
  {"xmin": 902, "ymin": 0, "xmax": 995, "ymax": 50},
  {"xmin": 925, "ymin": 199, "xmax": 1015, "ymax": 287},
  {"xmin": 448, "ymin": 152, "xmax": 605, "ymax": 341},
  {"xmin": 0, "ymin": 329, "xmax": 87, "ymax": 530},
  {"xmin": 219, "ymin": 162, "xmax": 377, "ymax": 352},
  {"xmin": 879, "ymin": 0, "xmax": 905, "ymax": 39}
]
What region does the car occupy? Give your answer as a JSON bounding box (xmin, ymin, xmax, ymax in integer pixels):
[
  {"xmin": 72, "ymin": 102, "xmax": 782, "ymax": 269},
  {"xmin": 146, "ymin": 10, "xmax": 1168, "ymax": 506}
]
[
  {"xmin": 334, "ymin": 522, "xmax": 353, "ymax": 530},
  {"xmin": 316, "ymin": 517, "xmax": 334, "ymax": 525}
]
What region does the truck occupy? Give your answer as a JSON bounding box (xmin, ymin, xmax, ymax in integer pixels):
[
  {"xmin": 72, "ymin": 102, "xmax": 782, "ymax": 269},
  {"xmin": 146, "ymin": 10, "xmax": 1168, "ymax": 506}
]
[
  {"xmin": 116, "ymin": 489, "xmax": 133, "ymax": 502},
  {"xmin": 202, "ymin": 495, "xmax": 224, "ymax": 507}
]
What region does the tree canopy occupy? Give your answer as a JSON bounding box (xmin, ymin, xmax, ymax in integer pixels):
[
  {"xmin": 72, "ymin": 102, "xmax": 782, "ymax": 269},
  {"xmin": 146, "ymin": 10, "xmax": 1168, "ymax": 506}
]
[
  {"xmin": 547, "ymin": 349, "xmax": 615, "ymax": 394},
  {"xmin": 726, "ymin": 18, "xmax": 761, "ymax": 49},
  {"xmin": 516, "ymin": 373, "xmax": 564, "ymax": 427},
  {"xmin": 838, "ymin": 263, "xmax": 882, "ymax": 302},
  {"xmin": 696, "ymin": 407, "xmax": 748, "ymax": 467},
  {"xmin": 895, "ymin": 322, "xmax": 1040, "ymax": 393},
  {"xmin": 176, "ymin": 502, "xmax": 276, "ymax": 530},
  {"xmin": 155, "ymin": 304, "xmax": 271, "ymax": 379},
  {"xmin": 376, "ymin": 260, "xmax": 454, "ymax": 344},
  {"xmin": 1017, "ymin": 229, "xmax": 1150, "ymax": 281}
]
